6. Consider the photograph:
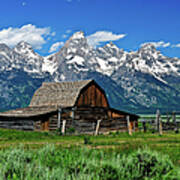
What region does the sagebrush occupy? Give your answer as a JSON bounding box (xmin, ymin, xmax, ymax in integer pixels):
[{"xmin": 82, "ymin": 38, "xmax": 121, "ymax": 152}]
[{"xmin": 0, "ymin": 145, "xmax": 179, "ymax": 180}]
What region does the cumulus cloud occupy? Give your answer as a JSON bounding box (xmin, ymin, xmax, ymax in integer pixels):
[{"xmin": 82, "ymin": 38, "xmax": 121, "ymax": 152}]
[
  {"xmin": 62, "ymin": 29, "xmax": 72, "ymax": 38},
  {"xmin": 51, "ymin": 32, "xmax": 56, "ymax": 36},
  {"xmin": 86, "ymin": 31, "xmax": 126, "ymax": 47},
  {"xmin": 49, "ymin": 41, "xmax": 64, "ymax": 53},
  {"xmin": 171, "ymin": 43, "xmax": 180, "ymax": 48},
  {"xmin": 141, "ymin": 41, "xmax": 171, "ymax": 48},
  {"xmin": 0, "ymin": 24, "xmax": 53, "ymax": 49}
]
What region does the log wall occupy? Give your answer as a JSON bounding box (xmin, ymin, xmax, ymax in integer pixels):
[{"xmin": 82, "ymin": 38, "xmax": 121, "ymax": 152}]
[
  {"xmin": 73, "ymin": 107, "xmax": 107, "ymax": 134},
  {"xmin": 35, "ymin": 107, "xmax": 137, "ymax": 134},
  {"xmin": 0, "ymin": 119, "xmax": 34, "ymax": 130},
  {"xmin": 99, "ymin": 118, "xmax": 128, "ymax": 133},
  {"xmin": 0, "ymin": 107, "xmax": 138, "ymax": 134}
]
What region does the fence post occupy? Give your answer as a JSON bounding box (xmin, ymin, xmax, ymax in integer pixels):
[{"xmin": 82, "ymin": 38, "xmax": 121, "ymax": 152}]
[
  {"xmin": 133, "ymin": 121, "xmax": 136, "ymax": 132},
  {"xmin": 156, "ymin": 110, "xmax": 160, "ymax": 132},
  {"xmin": 159, "ymin": 119, "xmax": 163, "ymax": 135},
  {"xmin": 143, "ymin": 122, "xmax": 147, "ymax": 133},
  {"xmin": 95, "ymin": 120, "xmax": 101, "ymax": 136},
  {"xmin": 61, "ymin": 120, "xmax": 66, "ymax": 135},
  {"xmin": 172, "ymin": 111, "xmax": 176, "ymax": 124},
  {"xmin": 166, "ymin": 113, "xmax": 170, "ymax": 124},
  {"xmin": 173, "ymin": 111, "xmax": 178, "ymax": 133},
  {"xmin": 126, "ymin": 115, "xmax": 132, "ymax": 135},
  {"xmin": 57, "ymin": 108, "xmax": 62, "ymax": 129},
  {"xmin": 71, "ymin": 107, "xmax": 75, "ymax": 127}
]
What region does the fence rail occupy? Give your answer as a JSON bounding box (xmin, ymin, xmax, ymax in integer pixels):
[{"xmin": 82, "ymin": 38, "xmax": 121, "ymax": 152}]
[{"xmin": 139, "ymin": 110, "xmax": 180, "ymax": 134}]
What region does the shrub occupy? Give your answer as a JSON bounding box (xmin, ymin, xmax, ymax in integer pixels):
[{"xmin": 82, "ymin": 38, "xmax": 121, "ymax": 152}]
[
  {"xmin": 0, "ymin": 146, "xmax": 33, "ymax": 179},
  {"xmin": 0, "ymin": 145, "xmax": 178, "ymax": 179},
  {"xmin": 83, "ymin": 136, "xmax": 92, "ymax": 145},
  {"xmin": 97, "ymin": 164, "xmax": 119, "ymax": 180},
  {"xmin": 55, "ymin": 128, "xmax": 62, "ymax": 135},
  {"xmin": 66, "ymin": 127, "xmax": 76, "ymax": 134},
  {"xmin": 119, "ymin": 148, "xmax": 176, "ymax": 179}
]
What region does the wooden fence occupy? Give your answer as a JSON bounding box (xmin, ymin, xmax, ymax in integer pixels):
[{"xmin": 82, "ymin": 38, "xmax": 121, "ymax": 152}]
[{"xmin": 139, "ymin": 110, "xmax": 180, "ymax": 134}]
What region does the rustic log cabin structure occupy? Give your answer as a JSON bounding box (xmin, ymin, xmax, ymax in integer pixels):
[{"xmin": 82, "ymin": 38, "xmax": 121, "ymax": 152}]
[{"xmin": 0, "ymin": 80, "xmax": 139, "ymax": 134}]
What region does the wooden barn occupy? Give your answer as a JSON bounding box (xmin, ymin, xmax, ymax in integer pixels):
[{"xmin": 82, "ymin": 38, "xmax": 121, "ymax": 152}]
[{"xmin": 0, "ymin": 80, "xmax": 139, "ymax": 134}]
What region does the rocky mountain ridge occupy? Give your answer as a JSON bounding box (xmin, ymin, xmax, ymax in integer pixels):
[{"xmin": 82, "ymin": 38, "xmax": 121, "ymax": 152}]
[{"xmin": 0, "ymin": 31, "xmax": 179, "ymax": 113}]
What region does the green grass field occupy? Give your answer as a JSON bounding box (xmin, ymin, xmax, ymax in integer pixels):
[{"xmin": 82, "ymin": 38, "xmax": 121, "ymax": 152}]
[
  {"xmin": 1, "ymin": 128, "xmax": 180, "ymax": 179},
  {"xmin": 0, "ymin": 128, "xmax": 180, "ymax": 165}
]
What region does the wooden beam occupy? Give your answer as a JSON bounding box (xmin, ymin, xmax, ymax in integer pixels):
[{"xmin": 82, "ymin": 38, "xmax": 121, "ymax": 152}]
[
  {"xmin": 71, "ymin": 107, "xmax": 75, "ymax": 129},
  {"xmin": 126, "ymin": 115, "xmax": 132, "ymax": 135},
  {"xmin": 57, "ymin": 108, "xmax": 62, "ymax": 129},
  {"xmin": 166, "ymin": 113, "xmax": 170, "ymax": 123},
  {"xmin": 156, "ymin": 109, "xmax": 160, "ymax": 132},
  {"xmin": 72, "ymin": 108, "xmax": 75, "ymax": 119},
  {"xmin": 133, "ymin": 121, "xmax": 136, "ymax": 132},
  {"xmin": 172, "ymin": 111, "xmax": 176, "ymax": 124},
  {"xmin": 173, "ymin": 111, "xmax": 179, "ymax": 133},
  {"xmin": 61, "ymin": 120, "xmax": 66, "ymax": 135},
  {"xmin": 159, "ymin": 120, "xmax": 163, "ymax": 135},
  {"xmin": 143, "ymin": 122, "xmax": 147, "ymax": 133},
  {"xmin": 95, "ymin": 120, "xmax": 101, "ymax": 136}
]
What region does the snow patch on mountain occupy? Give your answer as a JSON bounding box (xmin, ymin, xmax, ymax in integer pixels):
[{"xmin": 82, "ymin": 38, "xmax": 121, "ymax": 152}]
[
  {"xmin": 70, "ymin": 31, "xmax": 85, "ymax": 40},
  {"xmin": 67, "ymin": 56, "xmax": 85, "ymax": 66}
]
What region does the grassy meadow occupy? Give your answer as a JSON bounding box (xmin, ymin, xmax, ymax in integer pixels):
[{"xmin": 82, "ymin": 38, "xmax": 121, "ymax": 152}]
[{"xmin": 0, "ymin": 127, "xmax": 180, "ymax": 179}]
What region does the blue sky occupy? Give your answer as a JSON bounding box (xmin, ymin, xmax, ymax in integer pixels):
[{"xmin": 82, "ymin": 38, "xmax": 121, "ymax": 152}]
[{"xmin": 0, "ymin": 0, "xmax": 180, "ymax": 57}]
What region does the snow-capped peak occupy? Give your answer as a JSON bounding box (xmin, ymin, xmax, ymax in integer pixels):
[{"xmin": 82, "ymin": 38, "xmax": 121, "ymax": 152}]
[
  {"xmin": 0, "ymin": 43, "xmax": 12, "ymax": 52},
  {"xmin": 105, "ymin": 42, "xmax": 119, "ymax": 50},
  {"xmin": 139, "ymin": 43, "xmax": 157, "ymax": 52},
  {"xmin": 13, "ymin": 41, "xmax": 41, "ymax": 60},
  {"xmin": 14, "ymin": 41, "xmax": 33, "ymax": 52},
  {"xmin": 70, "ymin": 31, "xmax": 85, "ymax": 40}
]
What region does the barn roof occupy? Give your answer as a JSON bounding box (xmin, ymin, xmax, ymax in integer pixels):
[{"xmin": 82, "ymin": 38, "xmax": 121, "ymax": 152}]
[
  {"xmin": 0, "ymin": 79, "xmax": 104, "ymax": 118},
  {"xmin": 0, "ymin": 79, "xmax": 139, "ymax": 119},
  {"xmin": 0, "ymin": 106, "xmax": 57, "ymax": 118},
  {"xmin": 30, "ymin": 79, "xmax": 93, "ymax": 107}
]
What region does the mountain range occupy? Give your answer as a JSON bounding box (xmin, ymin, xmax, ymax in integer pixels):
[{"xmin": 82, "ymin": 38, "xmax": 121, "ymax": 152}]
[{"xmin": 0, "ymin": 31, "xmax": 179, "ymax": 114}]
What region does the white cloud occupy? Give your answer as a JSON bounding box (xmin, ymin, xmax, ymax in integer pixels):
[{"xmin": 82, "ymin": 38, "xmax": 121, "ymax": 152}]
[
  {"xmin": 86, "ymin": 31, "xmax": 126, "ymax": 47},
  {"xmin": 51, "ymin": 32, "xmax": 56, "ymax": 36},
  {"xmin": 62, "ymin": 29, "xmax": 72, "ymax": 39},
  {"xmin": 171, "ymin": 43, "xmax": 180, "ymax": 48},
  {"xmin": 49, "ymin": 41, "xmax": 64, "ymax": 53},
  {"xmin": 66, "ymin": 29, "xmax": 72, "ymax": 34},
  {"xmin": 0, "ymin": 24, "xmax": 53, "ymax": 49},
  {"xmin": 141, "ymin": 41, "xmax": 171, "ymax": 48}
]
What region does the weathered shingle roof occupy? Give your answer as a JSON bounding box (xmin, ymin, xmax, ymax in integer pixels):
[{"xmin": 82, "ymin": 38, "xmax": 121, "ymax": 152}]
[
  {"xmin": 0, "ymin": 106, "xmax": 57, "ymax": 118},
  {"xmin": 0, "ymin": 80, "xmax": 94, "ymax": 118},
  {"xmin": 30, "ymin": 79, "xmax": 93, "ymax": 107},
  {"xmin": 0, "ymin": 79, "xmax": 139, "ymax": 119}
]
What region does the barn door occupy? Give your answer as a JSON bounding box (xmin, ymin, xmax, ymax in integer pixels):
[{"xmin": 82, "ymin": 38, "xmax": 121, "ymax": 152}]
[{"xmin": 41, "ymin": 119, "xmax": 49, "ymax": 131}]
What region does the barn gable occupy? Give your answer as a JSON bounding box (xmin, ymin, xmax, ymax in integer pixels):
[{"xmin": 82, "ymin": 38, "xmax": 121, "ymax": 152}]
[{"xmin": 75, "ymin": 80, "xmax": 109, "ymax": 108}]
